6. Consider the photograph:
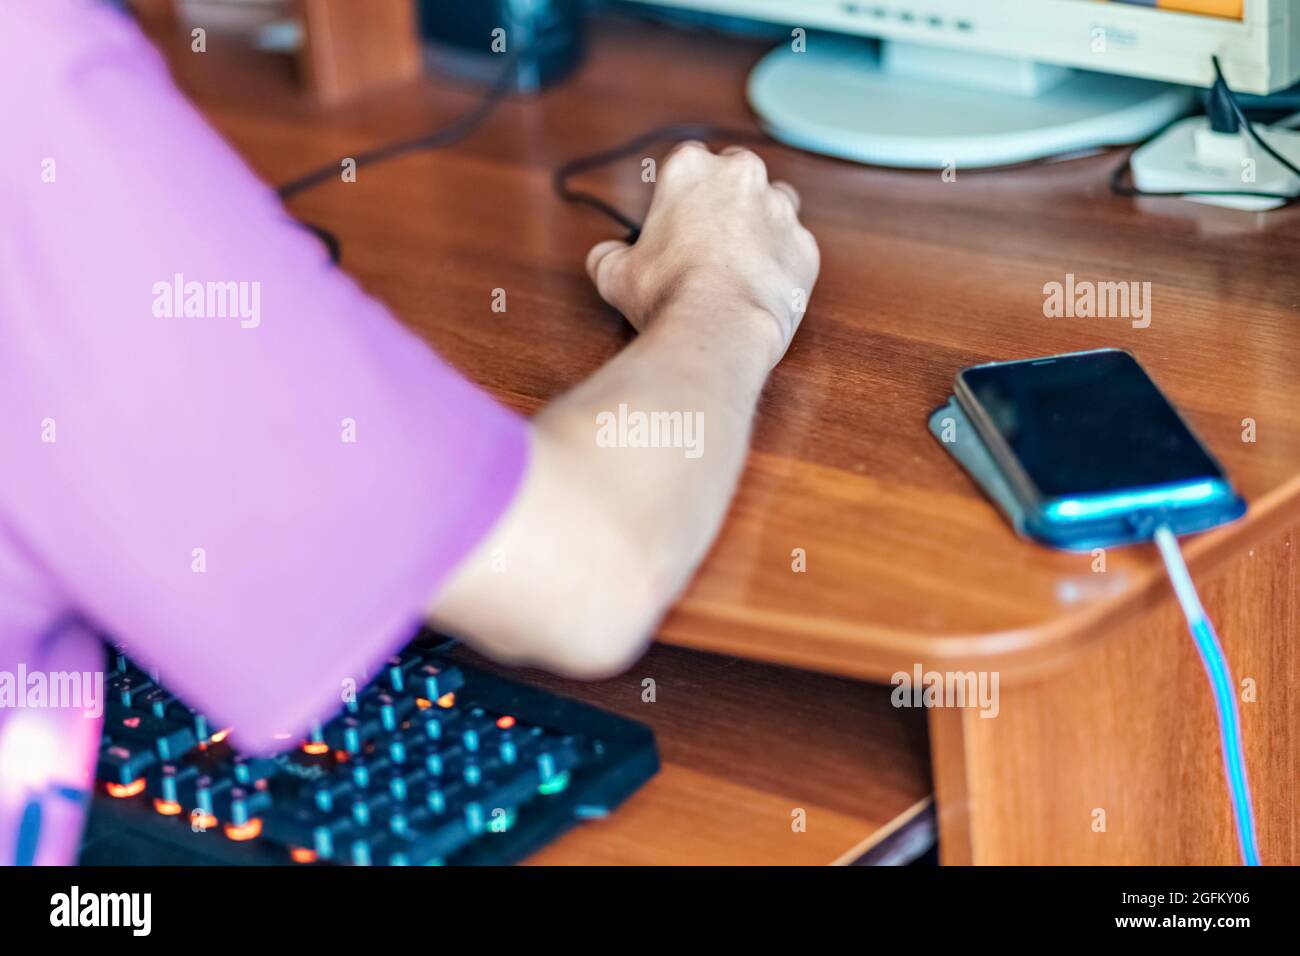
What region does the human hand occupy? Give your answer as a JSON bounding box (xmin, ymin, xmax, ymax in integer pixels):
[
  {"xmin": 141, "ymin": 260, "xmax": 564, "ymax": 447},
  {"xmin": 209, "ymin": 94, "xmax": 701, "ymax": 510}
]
[{"xmin": 585, "ymin": 141, "xmax": 820, "ymax": 369}]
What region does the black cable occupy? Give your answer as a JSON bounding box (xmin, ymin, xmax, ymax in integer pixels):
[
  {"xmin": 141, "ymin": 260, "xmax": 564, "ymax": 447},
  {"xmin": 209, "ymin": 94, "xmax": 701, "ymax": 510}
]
[
  {"xmin": 284, "ymin": 50, "xmax": 1298, "ymax": 263},
  {"xmin": 1205, "ymin": 65, "xmax": 1240, "ymax": 134},
  {"xmin": 1110, "ymin": 55, "xmax": 1300, "ymax": 206},
  {"xmin": 1212, "ymin": 55, "xmax": 1300, "ymax": 180},
  {"xmin": 552, "ymin": 122, "xmax": 768, "ymax": 242},
  {"xmin": 278, "ymin": 56, "xmax": 517, "ymax": 200},
  {"xmin": 299, "ymin": 221, "xmax": 341, "ymax": 263},
  {"xmin": 277, "ymin": 52, "xmax": 521, "ymax": 262}
]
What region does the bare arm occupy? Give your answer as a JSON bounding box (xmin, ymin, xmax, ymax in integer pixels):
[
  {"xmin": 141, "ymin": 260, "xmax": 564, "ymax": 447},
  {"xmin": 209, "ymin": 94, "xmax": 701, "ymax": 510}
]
[{"xmin": 428, "ymin": 142, "xmax": 819, "ymax": 677}]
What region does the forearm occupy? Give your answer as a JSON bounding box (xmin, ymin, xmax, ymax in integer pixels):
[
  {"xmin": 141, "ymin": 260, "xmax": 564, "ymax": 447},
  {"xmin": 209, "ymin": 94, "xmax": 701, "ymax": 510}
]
[
  {"xmin": 428, "ymin": 302, "xmax": 773, "ymax": 676},
  {"xmin": 534, "ymin": 299, "xmax": 773, "ymax": 596}
]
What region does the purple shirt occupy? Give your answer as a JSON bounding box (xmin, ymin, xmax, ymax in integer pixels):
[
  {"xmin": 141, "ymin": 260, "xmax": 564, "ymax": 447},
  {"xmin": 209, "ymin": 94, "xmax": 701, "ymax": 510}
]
[{"xmin": 0, "ymin": 0, "xmax": 528, "ymax": 863}]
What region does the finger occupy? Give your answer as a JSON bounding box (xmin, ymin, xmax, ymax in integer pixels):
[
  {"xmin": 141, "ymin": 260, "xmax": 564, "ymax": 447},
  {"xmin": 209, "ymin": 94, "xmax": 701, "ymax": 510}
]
[
  {"xmin": 665, "ymin": 139, "xmax": 710, "ymax": 162},
  {"xmin": 585, "ymin": 239, "xmax": 628, "ymax": 283},
  {"xmin": 661, "ymin": 140, "xmax": 714, "ymax": 182},
  {"xmin": 719, "ymin": 146, "xmax": 768, "ymax": 183},
  {"xmin": 585, "ymin": 239, "xmax": 631, "ymax": 297},
  {"xmin": 771, "ymin": 180, "xmax": 801, "ymax": 214}
]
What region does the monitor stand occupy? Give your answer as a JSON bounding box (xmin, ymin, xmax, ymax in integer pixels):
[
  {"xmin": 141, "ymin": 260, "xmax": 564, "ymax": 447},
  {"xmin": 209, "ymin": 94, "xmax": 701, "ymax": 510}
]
[{"xmin": 747, "ymin": 36, "xmax": 1194, "ymax": 169}]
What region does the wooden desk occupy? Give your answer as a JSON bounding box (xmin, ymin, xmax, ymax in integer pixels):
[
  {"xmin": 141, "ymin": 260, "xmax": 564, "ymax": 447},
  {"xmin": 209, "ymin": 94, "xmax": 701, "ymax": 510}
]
[
  {"xmin": 154, "ymin": 13, "xmax": 1297, "ymax": 864},
  {"xmin": 453, "ymin": 644, "xmax": 933, "ymax": 865}
]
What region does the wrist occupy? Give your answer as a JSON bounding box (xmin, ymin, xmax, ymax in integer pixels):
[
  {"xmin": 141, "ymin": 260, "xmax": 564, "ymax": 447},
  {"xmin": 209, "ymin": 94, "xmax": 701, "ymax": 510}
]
[{"xmin": 651, "ymin": 290, "xmax": 789, "ymax": 373}]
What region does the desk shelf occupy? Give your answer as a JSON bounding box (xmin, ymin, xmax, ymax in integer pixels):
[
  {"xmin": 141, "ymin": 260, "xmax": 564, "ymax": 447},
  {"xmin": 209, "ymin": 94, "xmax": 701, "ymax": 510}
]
[{"xmin": 453, "ymin": 644, "xmax": 934, "ymax": 866}]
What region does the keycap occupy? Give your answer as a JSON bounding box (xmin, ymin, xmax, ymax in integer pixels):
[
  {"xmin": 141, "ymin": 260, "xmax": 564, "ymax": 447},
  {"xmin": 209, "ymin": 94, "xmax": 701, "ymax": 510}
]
[
  {"xmin": 193, "ymin": 774, "xmax": 234, "ymax": 818},
  {"xmin": 111, "ymin": 713, "xmax": 198, "ymax": 761},
  {"xmin": 225, "ymin": 786, "xmax": 271, "ymax": 825},
  {"xmin": 317, "ymin": 714, "xmax": 358, "ymax": 752},
  {"xmin": 108, "ymin": 673, "xmax": 153, "ymax": 707},
  {"xmin": 231, "ymin": 756, "xmax": 278, "ymax": 786},
  {"xmin": 363, "ymin": 692, "xmax": 417, "ymax": 733},
  {"xmin": 384, "ymin": 654, "xmax": 425, "ymax": 693},
  {"xmin": 153, "ymin": 762, "xmax": 199, "ymax": 802},
  {"xmin": 415, "ymin": 664, "xmax": 465, "ymax": 701},
  {"xmin": 99, "ymin": 742, "xmax": 156, "ymax": 784},
  {"xmin": 138, "ymin": 686, "xmax": 173, "ymax": 719}
]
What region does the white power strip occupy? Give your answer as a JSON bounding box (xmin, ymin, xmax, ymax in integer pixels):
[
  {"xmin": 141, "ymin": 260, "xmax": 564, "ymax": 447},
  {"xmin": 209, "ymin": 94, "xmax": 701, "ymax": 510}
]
[{"xmin": 1131, "ymin": 115, "xmax": 1300, "ymax": 211}]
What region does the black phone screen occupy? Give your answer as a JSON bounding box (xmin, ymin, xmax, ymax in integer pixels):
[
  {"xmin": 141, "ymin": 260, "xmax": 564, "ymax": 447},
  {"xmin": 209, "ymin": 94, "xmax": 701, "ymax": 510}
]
[{"xmin": 959, "ymin": 350, "xmax": 1225, "ymax": 499}]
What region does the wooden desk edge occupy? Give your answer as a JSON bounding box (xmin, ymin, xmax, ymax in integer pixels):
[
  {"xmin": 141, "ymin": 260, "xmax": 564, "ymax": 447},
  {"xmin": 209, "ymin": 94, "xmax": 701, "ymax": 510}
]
[
  {"xmin": 662, "ymin": 471, "xmax": 1300, "ymax": 684},
  {"xmin": 830, "ymin": 796, "xmax": 935, "ymax": 866}
]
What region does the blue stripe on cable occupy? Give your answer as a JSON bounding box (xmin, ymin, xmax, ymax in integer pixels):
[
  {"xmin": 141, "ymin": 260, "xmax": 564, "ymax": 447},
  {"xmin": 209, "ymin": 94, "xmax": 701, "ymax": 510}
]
[{"xmin": 1153, "ymin": 525, "xmax": 1260, "ymax": 866}]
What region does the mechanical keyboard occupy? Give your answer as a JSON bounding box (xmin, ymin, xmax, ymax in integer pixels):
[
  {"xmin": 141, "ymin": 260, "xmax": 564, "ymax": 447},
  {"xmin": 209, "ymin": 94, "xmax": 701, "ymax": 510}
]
[{"xmin": 83, "ymin": 631, "xmax": 658, "ymax": 865}]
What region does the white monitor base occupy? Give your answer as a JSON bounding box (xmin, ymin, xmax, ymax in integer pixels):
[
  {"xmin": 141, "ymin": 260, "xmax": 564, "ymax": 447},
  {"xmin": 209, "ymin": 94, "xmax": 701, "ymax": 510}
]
[
  {"xmin": 1130, "ymin": 116, "xmax": 1300, "ymax": 211},
  {"xmin": 747, "ymin": 37, "xmax": 1195, "ymax": 169}
]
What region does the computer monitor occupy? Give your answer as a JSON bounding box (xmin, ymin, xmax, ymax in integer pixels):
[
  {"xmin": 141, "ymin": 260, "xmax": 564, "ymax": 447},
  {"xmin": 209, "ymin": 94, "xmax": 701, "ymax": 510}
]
[{"xmin": 628, "ymin": 1, "xmax": 1300, "ymax": 167}]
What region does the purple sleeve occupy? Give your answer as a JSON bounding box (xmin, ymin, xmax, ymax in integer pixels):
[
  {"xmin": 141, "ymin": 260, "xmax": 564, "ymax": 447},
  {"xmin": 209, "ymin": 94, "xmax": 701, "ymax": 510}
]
[{"xmin": 0, "ymin": 0, "xmax": 528, "ymax": 778}]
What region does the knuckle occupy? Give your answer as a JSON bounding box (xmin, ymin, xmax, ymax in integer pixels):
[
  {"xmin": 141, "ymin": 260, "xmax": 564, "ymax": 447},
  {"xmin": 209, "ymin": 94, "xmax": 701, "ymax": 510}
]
[
  {"xmin": 663, "ymin": 141, "xmax": 707, "ymax": 172},
  {"xmin": 768, "ymin": 188, "xmax": 797, "ymax": 215},
  {"xmin": 727, "ymin": 148, "xmax": 767, "ymax": 177}
]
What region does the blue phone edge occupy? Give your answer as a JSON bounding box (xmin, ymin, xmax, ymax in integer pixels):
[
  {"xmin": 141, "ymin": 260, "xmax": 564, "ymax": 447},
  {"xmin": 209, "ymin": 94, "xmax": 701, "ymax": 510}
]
[{"xmin": 929, "ymin": 375, "xmax": 1248, "ymax": 553}]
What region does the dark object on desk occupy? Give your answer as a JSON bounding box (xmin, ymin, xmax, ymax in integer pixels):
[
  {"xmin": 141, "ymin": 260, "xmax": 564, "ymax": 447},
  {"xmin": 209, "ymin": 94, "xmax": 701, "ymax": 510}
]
[
  {"xmin": 84, "ymin": 631, "xmax": 658, "ymax": 865},
  {"xmin": 942, "ymin": 349, "xmax": 1245, "ymax": 551},
  {"xmin": 278, "ymin": 50, "xmax": 521, "ymax": 264},
  {"xmin": 418, "ymin": 0, "xmax": 585, "ymax": 91}
]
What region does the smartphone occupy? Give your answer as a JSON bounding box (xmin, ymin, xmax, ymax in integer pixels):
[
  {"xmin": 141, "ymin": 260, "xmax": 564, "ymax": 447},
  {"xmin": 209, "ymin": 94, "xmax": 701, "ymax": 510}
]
[{"xmin": 953, "ymin": 348, "xmax": 1245, "ymax": 549}]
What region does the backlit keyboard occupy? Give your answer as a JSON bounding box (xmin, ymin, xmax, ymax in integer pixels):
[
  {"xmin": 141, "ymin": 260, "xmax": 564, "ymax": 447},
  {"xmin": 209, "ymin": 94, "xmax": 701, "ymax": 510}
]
[{"xmin": 84, "ymin": 631, "xmax": 658, "ymax": 865}]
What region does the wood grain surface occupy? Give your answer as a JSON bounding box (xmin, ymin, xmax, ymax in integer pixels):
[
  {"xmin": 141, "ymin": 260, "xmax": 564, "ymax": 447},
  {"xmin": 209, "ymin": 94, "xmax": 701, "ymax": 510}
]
[
  {"xmin": 154, "ymin": 13, "xmax": 1300, "ymax": 683},
  {"xmin": 930, "ymin": 520, "xmax": 1296, "ymax": 864}
]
